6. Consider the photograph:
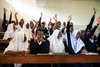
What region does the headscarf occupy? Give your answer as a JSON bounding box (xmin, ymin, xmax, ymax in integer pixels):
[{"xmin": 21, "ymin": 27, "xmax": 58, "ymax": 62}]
[
  {"xmin": 15, "ymin": 24, "xmax": 22, "ymax": 31},
  {"xmin": 3, "ymin": 23, "xmax": 17, "ymax": 39},
  {"xmin": 21, "ymin": 22, "xmax": 32, "ymax": 41},
  {"xmin": 4, "ymin": 31, "xmax": 28, "ymax": 67},
  {"xmin": 48, "ymin": 29, "xmax": 65, "ymax": 53},
  {"xmin": 4, "ymin": 31, "xmax": 27, "ymax": 53},
  {"xmin": 71, "ymin": 30, "xmax": 85, "ymax": 53}
]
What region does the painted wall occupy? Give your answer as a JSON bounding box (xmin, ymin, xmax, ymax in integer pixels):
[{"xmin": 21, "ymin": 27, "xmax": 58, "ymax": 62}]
[{"xmin": 0, "ymin": 0, "xmax": 100, "ymax": 35}]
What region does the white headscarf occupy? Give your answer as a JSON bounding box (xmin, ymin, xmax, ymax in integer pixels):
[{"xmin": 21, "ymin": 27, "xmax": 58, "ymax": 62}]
[
  {"xmin": 48, "ymin": 29, "xmax": 65, "ymax": 53},
  {"xmin": 71, "ymin": 30, "xmax": 85, "ymax": 53},
  {"xmin": 4, "ymin": 31, "xmax": 27, "ymax": 53},
  {"xmin": 21, "ymin": 22, "xmax": 32, "ymax": 41},
  {"xmin": 3, "ymin": 23, "xmax": 17, "ymax": 40},
  {"xmin": 4, "ymin": 31, "xmax": 27, "ymax": 67},
  {"xmin": 15, "ymin": 24, "xmax": 22, "ymax": 31}
]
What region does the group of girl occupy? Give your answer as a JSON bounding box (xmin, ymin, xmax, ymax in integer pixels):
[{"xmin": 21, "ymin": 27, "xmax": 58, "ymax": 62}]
[{"xmin": 1, "ymin": 7, "xmax": 100, "ymax": 67}]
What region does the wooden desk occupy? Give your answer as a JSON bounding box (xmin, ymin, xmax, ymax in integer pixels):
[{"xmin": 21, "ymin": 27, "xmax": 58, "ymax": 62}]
[
  {"xmin": 0, "ymin": 39, "xmax": 10, "ymax": 44},
  {"xmin": 0, "ymin": 54, "xmax": 100, "ymax": 64}
]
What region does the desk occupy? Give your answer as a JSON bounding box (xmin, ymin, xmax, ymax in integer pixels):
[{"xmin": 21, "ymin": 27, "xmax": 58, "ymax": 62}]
[{"xmin": 0, "ymin": 54, "xmax": 100, "ymax": 64}]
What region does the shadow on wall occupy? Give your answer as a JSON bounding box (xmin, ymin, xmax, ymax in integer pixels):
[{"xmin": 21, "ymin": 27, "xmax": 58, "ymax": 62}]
[{"xmin": 0, "ymin": 18, "xmax": 3, "ymax": 32}]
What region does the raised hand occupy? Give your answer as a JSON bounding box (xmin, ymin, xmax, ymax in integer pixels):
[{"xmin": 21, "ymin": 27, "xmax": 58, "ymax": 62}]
[
  {"xmin": 96, "ymin": 16, "xmax": 100, "ymax": 26},
  {"xmin": 15, "ymin": 12, "xmax": 18, "ymax": 15},
  {"xmin": 55, "ymin": 14, "xmax": 57, "ymax": 18},
  {"xmin": 50, "ymin": 17, "xmax": 52, "ymax": 21},
  {"xmin": 68, "ymin": 15, "xmax": 72, "ymax": 22},
  {"xmin": 53, "ymin": 17, "xmax": 58, "ymax": 22},
  {"xmin": 3, "ymin": 8, "xmax": 7, "ymax": 12},
  {"xmin": 40, "ymin": 12, "xmax": 43, "ymax": 18},
  {"xmin": 10, "ymin": 11, "xmax": 12, "ymax": 14},
  {"xmin": 93, "ymin": 7, "xmax": 97, "ymax": 15}
]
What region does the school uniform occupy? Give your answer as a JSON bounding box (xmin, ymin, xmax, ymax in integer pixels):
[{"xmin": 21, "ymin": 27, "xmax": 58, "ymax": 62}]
[
  {"xmin": 42, "ymin": 27, "xmax": 49, "ymax": 38},
  {"xmin": 29, "ymin": 38, "xmax": 50, "ymax": 54},
  {"xmin": 22, "ymin": 38, "xmax": 50, "ymax": 67},
  {"xmin": 66, "ymin": 21, "xmax": 93, "ymax": 67},
  {"xmin": 49, "ymin": 28, "xmax": 53, "ymax": 35},
  {"xmin": 83, "ymin": 15, "xmax": 98, "ymax": 52},
  {"xmin": 84, "ymin": 26, "xmax": 98, "ymax": 52}
]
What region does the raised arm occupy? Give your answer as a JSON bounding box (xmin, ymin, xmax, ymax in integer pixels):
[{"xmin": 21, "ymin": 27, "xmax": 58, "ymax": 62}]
[
  {"xmin": 9, "ymin": 11, "xmax": 12, "ymax": 24},
  {"xmin": 61, "ymin": 25, "xmax": 66, "ymax": 33},
  {"xmin": 66, "ymin": 15, "xmax": 74, "ymax": 54},
  {"xmin": 52, "ymin": 14, "xmax": 58, "ymax": 31},
  {"xmin": 2, "ymin": 8, "xmax": 7, "ymax": 32},
  {"xmin": 38, "ymin": 12, "xmax": 43, "ymax": 27},
  {"xmin": 85, "ymin": 17, "xmax": 100, "ymax": 39},
  {"xmin": 33, "ymin": 19, "xmax": 37, "ymax": 23},
  {"xmin": 48, "ymin": 18, "xmax": 52, "ymax": 26},
  {"xmin": 14, "ymin": 12, "xmax": 18, "ymax": 25},
  {"xmin": 3, "ymin": 8, "xmax": 7, "ymax": 23},
  {"xmin": 85, "ymin": 7, "xmax": 97, "ymax": 32}
]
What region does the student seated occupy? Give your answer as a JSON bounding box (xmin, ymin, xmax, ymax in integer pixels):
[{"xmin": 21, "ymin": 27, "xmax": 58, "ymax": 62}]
[
  {"xmin": 66, "ymin": 15, "xmax": 93, "ymax": 67},
  {"xmin": 83, "ymin": 7, "xmax": 98, "ymax": 53},
  {"xmin": 3, "ymin": 23, "xmax": 17, "ymax": 40},
  {"xmin": 4, "ymin": 31, "xmax": 29, "ymax": 67},
  {"xmin": 22, "ymin": 29, "xmax": 50, "ymax": 67}
]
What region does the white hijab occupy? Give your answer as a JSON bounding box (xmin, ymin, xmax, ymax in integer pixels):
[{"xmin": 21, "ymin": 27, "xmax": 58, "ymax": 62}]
[
  {"xmin": 48, "ymin": 29, "xmax": 65, "ymax": 53},
  {"xmin": 4, "ymin": 31, "xmax": 28, "ymax": 67},
  {"xmin": 71, "ymin": 30, "xmax": 85, "ymax": 53},
  {"xmin": 21, "ymin": 22, "xmax": 32, "ymax": 41},
  {"xmin": 4, "ymin": 31, "xmax": 27, "ymax": 53},
  {"xmin": 3, "ymin": 23, "xmax": 17, "ymax": 40},
  {"xmin": 15, "ymin": 24, "xmax": 22, "ymax": 31}
]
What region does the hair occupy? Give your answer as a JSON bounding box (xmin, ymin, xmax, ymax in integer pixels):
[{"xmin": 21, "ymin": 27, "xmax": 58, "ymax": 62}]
[
  {"xmin": 41, "ymin": 22, "xmax": 46, "ymax": 24},
  {"xmin": 70, "ymin": 25, "xmax": 73, "ymax": 27},
  {"xmin": 36, "ymin": 28, "xmax": 43, "ymax": 35},
  {"xmin": 11, "ymin": 21, "xmax": 15, "ymax": 23},
  {"xmin": 51, "ymin": 23, "xmax": 55, "ymax": 26},
  {"xmin": 57, "ymin": 21, "xmax": 61, "ymax": 25}
]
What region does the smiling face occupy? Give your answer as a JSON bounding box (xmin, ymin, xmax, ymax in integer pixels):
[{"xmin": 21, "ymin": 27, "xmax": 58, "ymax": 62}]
[{"xmin": 36, "ymin": 29, "xmax": 44, "ymax": 41}]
